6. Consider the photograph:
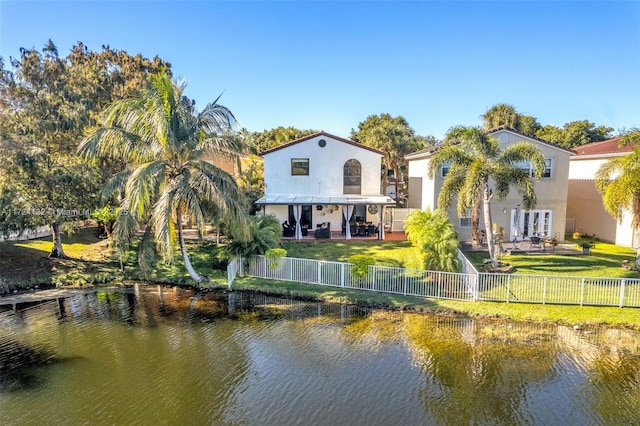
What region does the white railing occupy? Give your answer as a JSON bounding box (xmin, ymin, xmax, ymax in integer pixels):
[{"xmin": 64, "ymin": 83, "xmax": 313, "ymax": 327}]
[
  {"xmin": 477, "ymin": 273, "xmax": 640, "ymax": 307},
  {"xmin": 227, "ymin": 257, "xmax": 240, "ymax": 287},
  {"xmin": 231, "ymin": 255, "xmax": 478, "ymax": 301},
  {"xmin": 227, "ymin": 255, "xmax": 640, "ymax": 308}
]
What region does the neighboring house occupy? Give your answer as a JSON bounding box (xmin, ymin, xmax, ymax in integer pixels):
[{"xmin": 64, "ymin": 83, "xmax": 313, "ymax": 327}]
[
  {"xmin": 567, "ymin": 138, "xmax": 638, "ymax": 247},
  {"xmin": 254, "ymin": 131, "xmax": 395, "ymax": 240},
  {"xmin": 405, "ymin": 127, "xmax": 574, "ymax": 243}
]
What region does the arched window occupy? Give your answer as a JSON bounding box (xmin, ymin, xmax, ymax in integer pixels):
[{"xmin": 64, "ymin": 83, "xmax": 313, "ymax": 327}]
[{"xmin": 343, "ymin": 159, "xmax": 361, "ymax": 194}]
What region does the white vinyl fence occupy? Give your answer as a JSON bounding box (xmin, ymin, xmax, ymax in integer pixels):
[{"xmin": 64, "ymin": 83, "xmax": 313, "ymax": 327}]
[{"xmin": 228, "ymin": 255, "xmax": 640, "ymax": 308}]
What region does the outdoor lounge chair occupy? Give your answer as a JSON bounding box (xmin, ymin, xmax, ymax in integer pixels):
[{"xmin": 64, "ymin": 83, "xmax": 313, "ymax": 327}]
[
  {"xmin": 315, "ymin": 223, "xmax": 330, "ymax": 238},
  {"xmin": 282, "ymin": 222, "xmax": 295, "ymax": 238},
  {"xmin": 529, "ymin": 236, "xmax": 543, "ymax": 251}
]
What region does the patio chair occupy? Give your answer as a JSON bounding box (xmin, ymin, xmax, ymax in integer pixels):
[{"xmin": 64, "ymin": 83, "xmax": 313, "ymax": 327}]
[
  {"xmin": 282, "ymin": 222, "xmax": 295, "ymax": 238},
  {"xmin": 529, "ymin": 236, "xmax": 543, "ymax": 251}
]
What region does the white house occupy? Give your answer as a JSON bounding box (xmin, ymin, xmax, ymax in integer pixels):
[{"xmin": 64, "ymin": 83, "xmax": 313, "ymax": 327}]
[
  {"xmin": 254, "ymin": 131, "xmax": 395, "ymax": 240},
  {"xmin": 567, "ymin": 137, "xmax": 638, "ymax": 247},
  {"xmin": 405, "ymin": 127, "xmax": 574, "ymax": 243}
]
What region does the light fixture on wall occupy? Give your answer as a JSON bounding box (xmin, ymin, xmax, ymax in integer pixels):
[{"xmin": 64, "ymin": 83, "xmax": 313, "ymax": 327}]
[{"xmin": 503, "ymin": 208, "xmax": 507, "ymax": 214}]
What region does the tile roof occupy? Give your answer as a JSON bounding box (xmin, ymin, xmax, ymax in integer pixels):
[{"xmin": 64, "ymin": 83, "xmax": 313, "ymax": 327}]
[
  {"xmin": 571, "ymin": 137, "xmax": 634, "ymax": 157},
  {"xmin": 259, "ymin": 131, "xmax": 385, "ymax": 156}
]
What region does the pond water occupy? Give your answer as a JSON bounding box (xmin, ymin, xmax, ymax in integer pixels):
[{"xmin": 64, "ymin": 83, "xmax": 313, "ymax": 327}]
[{"xmin": 1, "ymin": 287, "xmax": 640, "ymax": 425}]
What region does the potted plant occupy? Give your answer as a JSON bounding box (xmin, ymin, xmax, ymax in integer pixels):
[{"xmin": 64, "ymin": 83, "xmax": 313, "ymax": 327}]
[
  {"xmin": 579, "ymin": 240, "xmax": 593, "ymax": 254},
  {"xmin": 576, "ymin": 233, "xmax": 596, "ymax": 254}
]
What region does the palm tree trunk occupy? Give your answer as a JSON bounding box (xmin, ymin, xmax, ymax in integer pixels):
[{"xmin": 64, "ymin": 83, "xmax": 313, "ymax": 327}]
[
  {"xmin": 482, "ymin": 185, "xmax": 498, "ymax": 268},
  {"xmin": 177, "ymin": 217, "xmax": 206, "ymax": 283},
  {"xmin": 49, "ymin": 221, "xmax": 66, "ymax": 258},
  {"xmin": 471, "ymin": 192, "xmax": 482, "ymax": 246}
]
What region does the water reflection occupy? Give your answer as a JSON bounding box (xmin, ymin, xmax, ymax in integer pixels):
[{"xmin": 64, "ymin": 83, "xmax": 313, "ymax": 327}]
[{"xmin": 0, "ymin": 287, "xmax": 639, "ymax": 425}]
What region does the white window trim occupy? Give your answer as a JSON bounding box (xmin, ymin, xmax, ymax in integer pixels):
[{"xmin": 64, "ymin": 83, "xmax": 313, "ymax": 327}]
[
  {"xmin": 459, "ymin": 208, "xmax": 472, "ymax": 228},
  {"xmin": 441, "ymin": 161, "xmax": 451, "ymax": 178}
]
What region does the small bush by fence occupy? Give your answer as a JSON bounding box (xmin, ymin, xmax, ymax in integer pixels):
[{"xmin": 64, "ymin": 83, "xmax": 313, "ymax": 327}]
[{"xmin": 228, "ymin": 255, "xmax": 640, "ymax": 308}]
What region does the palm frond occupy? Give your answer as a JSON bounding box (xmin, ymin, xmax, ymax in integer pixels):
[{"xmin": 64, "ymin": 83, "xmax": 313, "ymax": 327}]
[{"xmin": 125, "ymin": 161, "xmax": 166, "ymax": 220}]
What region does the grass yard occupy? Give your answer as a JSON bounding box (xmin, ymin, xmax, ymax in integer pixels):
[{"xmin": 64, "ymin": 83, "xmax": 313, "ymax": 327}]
[
  {"xmin": 464, "ymin": 241, "xmax": 640, "ymax": 279},
  {"xmin": 0, "ymin": 225, "xmax": 229, "ymax": 289},
  {"xmin": 281, "ymin": 240, "xmax": 422, "ymax": 268}
]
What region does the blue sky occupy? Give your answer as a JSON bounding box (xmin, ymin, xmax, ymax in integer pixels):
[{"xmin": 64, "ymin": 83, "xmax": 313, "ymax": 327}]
[{"xmin": 1, "ymin": 1, "xmax": 639, "ymax": 140}]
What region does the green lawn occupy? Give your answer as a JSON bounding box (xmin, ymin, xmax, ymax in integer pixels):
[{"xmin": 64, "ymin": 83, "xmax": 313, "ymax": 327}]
[{"xmin": 463, "ymin": 241, "xmax": 640, "ymax": 279}]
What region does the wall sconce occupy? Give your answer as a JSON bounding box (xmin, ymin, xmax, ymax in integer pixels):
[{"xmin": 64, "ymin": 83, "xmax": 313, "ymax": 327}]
[{"xmin": 503, "ymin": 208, "xmax": 507, "ymax": 214}]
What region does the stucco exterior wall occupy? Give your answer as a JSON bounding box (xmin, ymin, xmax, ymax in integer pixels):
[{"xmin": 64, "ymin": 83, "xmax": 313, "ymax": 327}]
[
  {"xmin": 406, "ymin": 129, "xmax": 572, "ymax": 242},
  {"xmin": 263, "ymin": 135, "xmax": 382, "ymax": 196},
  {"xmin": 407, "ymin": 157, "xmax": 437, "ymax": 210},
  {"xmin": 567, "ymin": 156, "xmax": 637, "ymax": 247}
]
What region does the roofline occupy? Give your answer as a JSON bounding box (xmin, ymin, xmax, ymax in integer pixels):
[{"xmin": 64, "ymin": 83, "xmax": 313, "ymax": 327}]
[
  {"xmin": 404, "ymin": 126, "xmax": 574, "ymax": 160},
  {"xmin": 486, "ymin": 126, "xmax": 575, "ymax": 154},
  {"xmin": 259, "ymin": 131, "xmax": 385, "ymax": 156},
  {"xmin": 570, "ymin": 152, "xmax": 631, "ymax": 160}
]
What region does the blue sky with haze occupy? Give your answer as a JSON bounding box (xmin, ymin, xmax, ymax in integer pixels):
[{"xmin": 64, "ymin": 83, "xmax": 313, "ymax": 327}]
[{"xmin": 1, "ymin": 1, "xmax": 638, "ymax": 140}]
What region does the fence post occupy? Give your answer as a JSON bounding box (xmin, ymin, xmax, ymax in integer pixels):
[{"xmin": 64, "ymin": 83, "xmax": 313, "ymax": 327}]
[
  {"xmin": 318, "ymin": 260, "xmax": 322, "ymax": 284},
  {"xmin": 542, "ymin": 277, "xmax": 547, "ymax": 305},
  {"xmin": 506, "ymin": 275, "xmax": 511, "ymax": 303},
  {"xmin": 619, "ymin": 279, "xmax": 626, "ymax": 308},
  {"xmin": 341, "ymin": 263, "xmax": 345, "ymax": 287},
  {"xmin": 370, "ymin": 266, "xmax": 376, "ymax": 291},
  {"xmin": 580, "ymin": 277, "xmax": 585, "ymax": 306},
  {"xmin": 403, "ymin": 272, "xmax": 407, "ymax": 296}
]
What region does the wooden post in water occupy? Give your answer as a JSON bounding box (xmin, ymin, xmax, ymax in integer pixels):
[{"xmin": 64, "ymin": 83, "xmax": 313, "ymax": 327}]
[{"xmin": 57, "ymin": 297, "xmax": 66, "ymax": 318}]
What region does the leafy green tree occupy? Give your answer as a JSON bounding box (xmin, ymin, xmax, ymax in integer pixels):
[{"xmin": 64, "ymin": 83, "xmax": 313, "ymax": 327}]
[
  {"xmin": 351, "ymin": 114, "xmax": 428, "ymax": 204},
  {"xmin": 79, "ymin": 71, "xmax": 247, "ymax": 283},
  {"xmin": 428, "ymin": 126, "xmax": 546, "ymax": 267},
  {"xmin": 536, "ymin": 120, "xmax": 613, "ymax": 148},
  {"xmin": 595, "ymin": 130, "xmax": 640, "ymax": 250},
  {"xmin": 0, "ymin": 41, "xmax": 169, "ymax": 257},
  {"xmin": 237, "ymin": 155, "xmax": 264, "ymax": 213},
  {"xmin": 404, "ymin": 209, "xmax": 460, "ymax": 272},
  {"xmin": 245, "ymin": 126, "xmax": 317, "ymax": 154}
]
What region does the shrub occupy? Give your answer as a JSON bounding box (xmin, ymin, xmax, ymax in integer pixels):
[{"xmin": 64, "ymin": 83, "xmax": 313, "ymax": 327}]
[
  {"xmin": 265, "ymin": 248, "xmax": 287, "ymax": 270},
  {"xmin": 404, "ymin": 209, "xmax": 461, "ymax": 272},
  {"xmin": 349, "ymin": 254, "xmax": 375, "ymax": 283}
]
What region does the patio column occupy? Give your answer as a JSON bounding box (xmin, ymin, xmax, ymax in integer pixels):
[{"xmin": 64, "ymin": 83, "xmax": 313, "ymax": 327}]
[{"xmin": 378, "ymin": 206, "xmax": 384, "ymax": 240}]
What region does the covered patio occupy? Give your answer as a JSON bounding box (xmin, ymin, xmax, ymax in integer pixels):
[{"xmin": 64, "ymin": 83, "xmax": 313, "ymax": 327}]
[{"xmin": 254, "ymin": 194, "xmax": 397, "ymax": 241}]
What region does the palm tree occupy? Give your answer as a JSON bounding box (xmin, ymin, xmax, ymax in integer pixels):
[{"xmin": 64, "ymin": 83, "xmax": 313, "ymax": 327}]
[
  {"xmin": 79, "ymin": 71, "xmax": 248, "ymax": 282},
  {"xmin": 595, "ymin": 130, "xmax": 640, "ymax": 264},
  {"xmin": 428, "ymin": 126, "xmax": 546, "ymax": 267},
  {"xmin": 404, "ymin": 209, "xmax": 460, "ymax": 272},
  {"xmin": 482, "ymin": 103, "xmax": 521, "ymax": 130}
]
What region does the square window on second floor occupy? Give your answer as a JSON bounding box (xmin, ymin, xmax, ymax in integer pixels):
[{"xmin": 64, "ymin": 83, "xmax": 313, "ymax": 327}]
[
  {"xmin": 291, "ymin": 158, "xmax": 309, "ymax": 176},
  {"xmin": 516, "ymin": 159, "xmax": 552, "ymax": 179}
]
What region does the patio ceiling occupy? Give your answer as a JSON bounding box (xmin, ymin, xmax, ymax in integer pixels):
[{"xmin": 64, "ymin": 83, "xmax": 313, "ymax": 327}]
[{"xmin": 254, "ymin": 194, "xmax": 396, "ymax": 205}]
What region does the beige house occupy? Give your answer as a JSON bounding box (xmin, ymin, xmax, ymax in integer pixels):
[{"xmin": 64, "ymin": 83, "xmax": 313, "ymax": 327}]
[
  {"xmin": 567, "ymin": 138, "xmax": 638, "ymax": 247},
  {"xmin": 405, "ymin": 127, "xmax": 574, "ymax": 243}
]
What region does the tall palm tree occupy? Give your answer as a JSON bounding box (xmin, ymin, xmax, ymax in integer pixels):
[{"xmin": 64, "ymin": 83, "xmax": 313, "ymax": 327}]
[
  {"xmin": 482, "ymin": 103, "xmax": 521, "ymax": 131},
  {"xmin": 79, "ymin": 71, "xmax": 248, "ymax": 282},
  {"xmin": 595, "ymin": 130, "xmax": 640, "ymax": 262},
  {"xmin": 428, "ymin": 126, "xmax": 546, "ymax": 267}
]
